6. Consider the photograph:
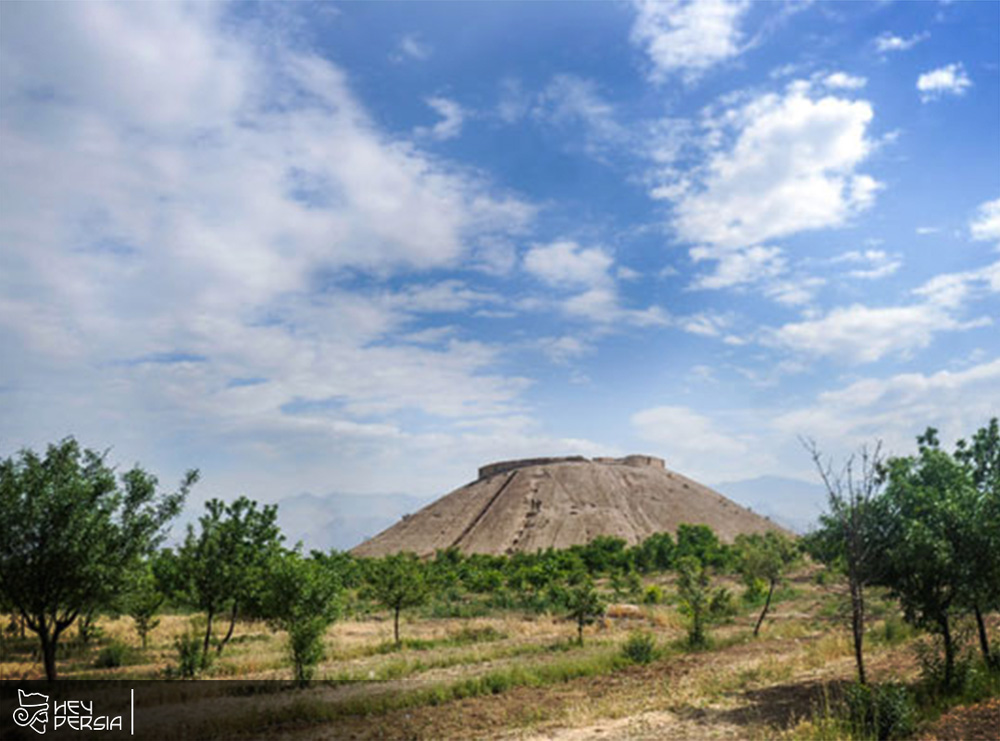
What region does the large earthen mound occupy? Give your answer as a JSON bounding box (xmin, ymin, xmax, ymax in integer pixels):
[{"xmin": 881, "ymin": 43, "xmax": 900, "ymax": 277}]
[{"xmin": 351, "ymin": 455, "xmax": 788, "ymax": 557}]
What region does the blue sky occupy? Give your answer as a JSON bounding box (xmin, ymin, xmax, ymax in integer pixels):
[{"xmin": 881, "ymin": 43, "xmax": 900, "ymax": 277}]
[{"xmin": 1, "ymin": 1, "xmax": 998, "ymax": 530}]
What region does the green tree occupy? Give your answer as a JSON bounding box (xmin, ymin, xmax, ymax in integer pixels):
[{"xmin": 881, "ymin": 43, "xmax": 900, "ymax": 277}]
[
  {"xmin": 735, "ymin": 531, "xmax": 799, "ymax": 637},
  {"xmin": 675, "ymin": 524, "xmax": 727, "ymax": 569},
  {"xmin": 258, "ymin": 551, "xmax": 341, "ymax": 685},
  {"xmin": 124, "ymin": 562, "xmax": 164, "ymax": 650},
  {"xmin": 879, "ymin": 429, "xmax": 978, "ymax": 687},
  {"xmin": 632, "ymin": 531, "xmax": 675, "ymax": 573},
  {"xmin": 955, "ymin": 418, "xmax": 1000, "ymax": 667},
  {"xmin": 676, "ymin": 556, "xmax": 712, "ymax": 648},
  {"xmin": 365, "ymin": 553, "xmax": 428, "ymax": 646},
  {"xmin": 805, "ymin": 439, "xmax": 885, "ymax": 685},
  {"xmin": 0, "ymin": 438, "xmax": 194, "ymax": 680},
  {"xmin": 172, "ymin": 496, "xmax": 284, "ymax": 662},
  {"xmin": 565, "ymin": 580, "xmax": 604, "ymax": 646}
]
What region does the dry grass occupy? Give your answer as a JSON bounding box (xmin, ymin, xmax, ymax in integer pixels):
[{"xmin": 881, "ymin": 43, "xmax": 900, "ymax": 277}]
[{"xmin": 2, "ymin": 568, "xmax": 992, "ymax": 741}]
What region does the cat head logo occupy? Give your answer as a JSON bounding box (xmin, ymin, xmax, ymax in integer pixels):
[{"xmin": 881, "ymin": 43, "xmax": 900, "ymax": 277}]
[{"xmin": 13, "ymin": 690, "xmax": 49, "ymax": 734}]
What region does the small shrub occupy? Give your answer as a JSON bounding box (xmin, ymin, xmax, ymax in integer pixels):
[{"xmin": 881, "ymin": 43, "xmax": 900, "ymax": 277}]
[
  {"xmin": 94, "ymin": 641, "xmax": 133, "ymax": 669},
  {"xmin": 710, "ymin": 587, "xmax": 737, "ymax": 620},
  {"xmin": 621, "ymin": 631, "xmax": 659, "ymax": 665},
  {"xmin": 288, "ymin": 617, "xmax": 326, "ymax": 685},
  {"xmin": 877, "ymin": 614, "xmax": 913, "ymax": 647},
  {"xmin": 642, "ymin": 585, "xmax": 663, "ymax": 605},
  {"xmin": 174, "ymin": 632, "xmax": 210, "ymax": 678},
  {"xmin": 843, "ymin": 682, "xmax": 915, "ymax": 741}
]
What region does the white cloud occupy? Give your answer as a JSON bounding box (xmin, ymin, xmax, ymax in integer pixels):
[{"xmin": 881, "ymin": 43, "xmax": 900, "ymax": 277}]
[
  {"xmin": 767, "ymin": 301, "xmax": 991, "ymax": 364},
  {"xmin": 522, "ymin": 240, "xmax": 669, "ymax": 327},
  {"xmin": 537, "ymin": 335, "xmax": 592, "ymax": 364},
  {"xmin": 0, "ymin": 3, "xmax": 544, "ymax": 494},
  {"xmin": 970, "ymin": 197, "xmax": 1000, "ymax": 244},
  {"xmin": 534, "ymin": 75, "xmax": 629, "ymax": 156},
  {"xmin": 917, "ymin": 63, "xmax": 972, "ymax": 102},
  {"xmin": 394, "ymin": 33, "xmax": 432, "ymax": 62},
  {"xmin": 774, "ymin": 359, "xmax": 1000, "ymax": 456},
  {"xmin": 689, "ymin": 244, "xmax": 786, "ymax": 289},
  {"xmin": 631, "ymin": 405, "xmax": 770, "ymax": 482},
  {"xmin": 823, "ymin": 72, "xmax": 867, "ymax": 90},
  {"xmin": 874, "ymin": 31, "xmax": 928, "ymax": 53},
  {"xmin": 832, "ymin": 249, "xmax": 902, "ymax": 280},
  {"xmin": 414, "ymin": 96, "xmax": 466, "ymax": 141},
  {"xmin": 913, "ymin": 260, "xmax": 1000, "ymax": 309},
  {"xmin": 630, "ymin": 0, "xmax": 749, "ymax": 82},
  {"xmin": 671, "ymin": 85, "xmax": 879, "ymax": 250},
  {"xmin": 523, "ymin": 241, "xmax": 614, "ymax": 288}
]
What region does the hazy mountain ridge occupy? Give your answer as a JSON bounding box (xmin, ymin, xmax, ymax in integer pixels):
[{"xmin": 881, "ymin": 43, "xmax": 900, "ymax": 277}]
[{"xmin": 712, "ymin": 475, "xmax": 828, "ymax": 535}]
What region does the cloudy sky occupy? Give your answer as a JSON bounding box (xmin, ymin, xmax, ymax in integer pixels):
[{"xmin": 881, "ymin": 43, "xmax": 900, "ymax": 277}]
[{"xmin": 2, "ymin": 2, "xmax": 998, "ymax": 529}]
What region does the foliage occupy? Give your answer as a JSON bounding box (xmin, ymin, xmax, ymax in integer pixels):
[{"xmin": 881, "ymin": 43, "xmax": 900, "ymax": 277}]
[
  {"xmin": 620, "ymin": 630, "xmax": 659, "ymax": 664},
  {"xmin": 631, "ymin": 531, "xmax": 675, "ymax": 573},
  {"xmin": 173, "ymin": 628, "xmax": 210, "ymax": 678},
  {"xmin": 842, "ymin": 682, "xmax": 916, "ymax": 741},
  {"xmin": 954, "ymin": 417, "xmax": 1000, "ymax": 667},
  {"xmin": 365, "ymin": 553, "xmax": 428, "ymax": 646},
  {"xmin": 169, "ymin": 496, "xmax": 284, "ymax": 662},
  {"xmin": 94, "ymin": 640, "xmax": 135, "ymax": 669},
  {"xmin": 675, "ymin": 555, "xmax": 712, "ymax": 648},
  {"xmin": 0, "ymin": 438, "xmax": 194, "ymax": 680},
  {"xmin": 642, "ymin": 584, "xmax": 663, "ymax": 605},
  {"xmin": 675, "ymin": 524, "xmax": 729, "ymax": 569},
  {"xmin": 734, "ymin": 531, "xmax": 799, "ymax": 636},
  {"xmin": 877, "ymin": 429, "xmax": 975, "ymax": 688},
  {"xmin": 565, "ymin": 580, "xmax": 604, "ymax": 646},
  {"xmin": 257, "ymin": 551, "xmax": 341, "ymax": 685},
  {"xmin": 804, "ymin": 438, "xmax": 885, "ymax": 685},
  {"xmin": 124, "ymin": 562, "xmax": 164, "ymax": 649}
]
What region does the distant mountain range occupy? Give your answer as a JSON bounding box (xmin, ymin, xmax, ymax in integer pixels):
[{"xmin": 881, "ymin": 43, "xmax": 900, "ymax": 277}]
[
  {"xmin": 274, "ymin": 491, "xmax": 432, "ymax": 553},
  {"xmin": 711, "ymin": 475, "xmax": 829, "ymax": 535}
]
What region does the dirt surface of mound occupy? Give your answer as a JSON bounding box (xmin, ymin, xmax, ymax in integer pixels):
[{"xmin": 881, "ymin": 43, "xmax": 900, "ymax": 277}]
[{"xmin": 351, "ymin": 456, "xmax": 789, "ymax": 557}]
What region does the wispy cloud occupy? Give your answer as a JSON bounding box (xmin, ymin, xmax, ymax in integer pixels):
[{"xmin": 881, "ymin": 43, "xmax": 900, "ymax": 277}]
[
  {"xmin": 874, "ymin": 31, "xmax": 928, "ymax": 54},
  {"xmin": 414, "ymin": 96, "xmax": 466, "ymax": 141},
  {"xmin": 392, "ymin": 33, "xmax": 432, "ymax": 62}
]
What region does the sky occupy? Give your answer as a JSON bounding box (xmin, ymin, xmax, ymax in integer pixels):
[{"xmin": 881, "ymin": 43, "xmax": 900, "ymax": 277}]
[{"xmin": 1, "ymin": 1, "xmax": 998, "ymax": 543}]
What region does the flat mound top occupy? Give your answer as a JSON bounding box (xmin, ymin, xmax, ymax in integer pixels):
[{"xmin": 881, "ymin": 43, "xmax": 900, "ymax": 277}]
[{"xmin": 351, "ymin": 455, "xmax": 789, "ymax": 558}]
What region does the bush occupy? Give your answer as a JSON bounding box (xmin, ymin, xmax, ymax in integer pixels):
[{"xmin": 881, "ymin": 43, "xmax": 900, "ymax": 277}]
[
  {"xmin": 710, "ymin": 587, "xmax": 737, "ymax": 620},
  {"xmin": 174, "ymin": 631, "xmax": 210, "ymax": 678},
  {"xmin": 620, "ymin": 631, "xmax": 659, "ymax": 665},
  {"xmin": 843, "ymin": 682, "xmax": 915, "ymax": 741},
  {"xmin": 94, "ymin": 641, "xmax": 134, "ymax": 669},
  {"xmin": 642, "ymin": 585, "xmax": 663, "ymax": 605},
  {"xmin": 288, "ymin": 618, "xmax": 326, "ymax": 685}
]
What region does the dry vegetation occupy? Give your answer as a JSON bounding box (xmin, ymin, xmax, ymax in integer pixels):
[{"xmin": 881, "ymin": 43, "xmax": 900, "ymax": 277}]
[{"xmin": 3, "ymin": 566, "xmax": 997, "ymax": 740}]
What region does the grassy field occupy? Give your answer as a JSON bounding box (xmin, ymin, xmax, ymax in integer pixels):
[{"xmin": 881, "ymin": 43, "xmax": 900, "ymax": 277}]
[{"xmin": 2, "ymin": 566, "xmax": 998, "ymax": 740}]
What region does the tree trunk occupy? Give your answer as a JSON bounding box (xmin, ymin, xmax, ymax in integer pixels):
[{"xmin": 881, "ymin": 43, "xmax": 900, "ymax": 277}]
[
  {"xmin": 202, "ymin": 608, "xmax": 215, "ymax": 660},
  {"xmin": 754, "ymin": 579, "xmax": 775, "ymax": 637},
  {"xmin": 849, "ymin": 579, "xmax": 867, "ymax": 685},
  {"xmin": 577, "ymin": 620, "xmax": 584, "ymax": 646},
  {"xmin": 40, "ymin": 629, "xmax": 57, "ymax": 682},
  {"xmin": 217, "ymin": 602, "xmax": 238, "ymax": 654},
  {"xmin": 940, "ymin": 613, "xmax": 955, "ymax": 688},
  {"xmin": 394, "ymin": 605, "xmax": 401, "ymax": 646},
  {"xmin": 974, "ymin": 603, "xmax": 994, "ymax": 667}
]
